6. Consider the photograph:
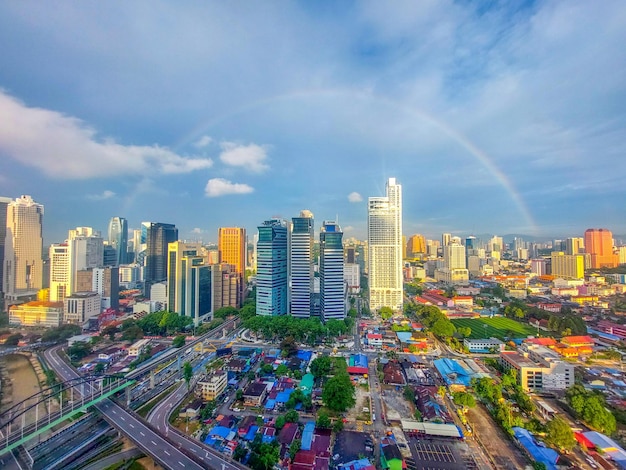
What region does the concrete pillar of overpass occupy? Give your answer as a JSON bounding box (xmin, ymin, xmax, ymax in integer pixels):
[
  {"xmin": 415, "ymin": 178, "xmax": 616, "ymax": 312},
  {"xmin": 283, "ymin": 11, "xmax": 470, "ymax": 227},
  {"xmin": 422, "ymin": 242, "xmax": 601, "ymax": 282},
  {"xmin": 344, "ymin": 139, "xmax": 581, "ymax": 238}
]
[
  {"xmin": 222, "ymin": 328, "xmax": 227, "ymax": 338},
  {"xmin": 150, "ymin": 370, "xmax": 155, "ymax": 389},
  {"xmin": 177, "ymin": 353, "xmax": 182, "ymax": 371},
  {"xmin": 126, "ymin": 386, "xmax": 131, "ymax": 406}
]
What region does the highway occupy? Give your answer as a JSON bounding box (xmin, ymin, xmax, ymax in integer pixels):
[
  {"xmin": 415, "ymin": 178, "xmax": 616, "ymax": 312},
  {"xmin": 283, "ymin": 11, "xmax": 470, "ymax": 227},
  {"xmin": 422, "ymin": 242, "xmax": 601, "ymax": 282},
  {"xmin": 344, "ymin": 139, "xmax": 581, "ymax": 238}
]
[{"xmin": 43, "ymin": 345, "xmax": 206, "ymax": 470}]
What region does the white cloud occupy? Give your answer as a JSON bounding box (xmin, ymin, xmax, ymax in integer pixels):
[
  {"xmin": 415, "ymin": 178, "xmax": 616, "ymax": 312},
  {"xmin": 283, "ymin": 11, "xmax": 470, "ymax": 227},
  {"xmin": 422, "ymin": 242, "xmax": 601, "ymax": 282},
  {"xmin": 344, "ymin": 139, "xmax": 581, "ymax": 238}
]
[
  {"xmin": 87, "ymin": 189, "xmax": 116, "ymax": 200},
  {"xmin": 343, "ymin": 225, "xmax": 354, "ymax": 232},
  {"xmin": 191, "ymin": 227, "xmax": 204, "ymax": 234},
  {"xmin": 194, "ymin": 135, "xmax": 213, "ymax": 148},
  {"xmin": 0, "ymin": 91, "xmax": 214, "ymax": 179},
  {"xmin": 205, "ymin": 178, "xmax": 254, "ymax": 197},
  {"xmin": 219, "ymin": 142, "xmax": 269, "ymax": 173},
  {"xmin": 348, "ymin": 192, "xmax": 363, "ymax": 203}
]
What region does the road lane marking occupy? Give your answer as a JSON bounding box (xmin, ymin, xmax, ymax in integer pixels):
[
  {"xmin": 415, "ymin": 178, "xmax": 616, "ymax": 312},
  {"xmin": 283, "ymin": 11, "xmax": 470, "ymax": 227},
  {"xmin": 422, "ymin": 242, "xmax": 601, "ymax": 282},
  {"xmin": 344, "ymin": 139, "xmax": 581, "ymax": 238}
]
[
  {"xmin": 151, "ymin": 440, "xmax": 157, "ymax": 446},
  {"xmin": 129, "ymin": 423, "xmax": 134, "ymax": 428},
  {"xmin": 165, "ymin": 450, "xmax": 170, "ymax": 456},
  {"xmin": 140, "ymin": 432, "xmax": 145, "ymax": 436},
  {"xmin": 178, "ymin": 461, "xmax": 185, "ymax": 467}
]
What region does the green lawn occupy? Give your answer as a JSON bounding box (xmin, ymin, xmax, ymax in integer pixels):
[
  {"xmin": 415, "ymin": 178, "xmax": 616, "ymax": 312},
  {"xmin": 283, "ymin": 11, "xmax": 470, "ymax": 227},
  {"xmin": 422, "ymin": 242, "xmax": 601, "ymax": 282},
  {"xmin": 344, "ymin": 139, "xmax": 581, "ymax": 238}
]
[{"xmin": 451, "ymin": 317, "xmax": 537, "ymax": 340}]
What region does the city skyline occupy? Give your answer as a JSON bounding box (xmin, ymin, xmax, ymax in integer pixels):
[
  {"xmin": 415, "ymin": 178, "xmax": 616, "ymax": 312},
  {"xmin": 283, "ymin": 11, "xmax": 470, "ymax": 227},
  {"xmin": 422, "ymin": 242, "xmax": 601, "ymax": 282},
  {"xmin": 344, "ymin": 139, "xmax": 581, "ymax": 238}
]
[{"xmin": 0, "ymin": 2, "xmax": 625, "ymax": 242}]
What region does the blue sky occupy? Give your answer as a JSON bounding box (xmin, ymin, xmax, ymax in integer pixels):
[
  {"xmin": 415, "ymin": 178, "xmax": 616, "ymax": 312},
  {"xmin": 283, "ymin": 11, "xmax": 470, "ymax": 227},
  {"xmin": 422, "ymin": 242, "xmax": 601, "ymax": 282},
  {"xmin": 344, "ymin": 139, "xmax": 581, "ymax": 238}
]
[{"xmin": 0, "ymin": 1, "xmax": 625, "ymax": 245}]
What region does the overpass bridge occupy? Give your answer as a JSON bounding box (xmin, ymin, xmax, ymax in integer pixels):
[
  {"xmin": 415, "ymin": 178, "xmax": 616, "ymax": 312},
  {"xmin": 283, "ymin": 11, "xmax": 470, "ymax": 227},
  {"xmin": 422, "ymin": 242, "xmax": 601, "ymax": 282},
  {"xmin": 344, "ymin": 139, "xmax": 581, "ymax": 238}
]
[{"xmin": 0, "ymin": 375, "xmax": 134, "ymax": 457}]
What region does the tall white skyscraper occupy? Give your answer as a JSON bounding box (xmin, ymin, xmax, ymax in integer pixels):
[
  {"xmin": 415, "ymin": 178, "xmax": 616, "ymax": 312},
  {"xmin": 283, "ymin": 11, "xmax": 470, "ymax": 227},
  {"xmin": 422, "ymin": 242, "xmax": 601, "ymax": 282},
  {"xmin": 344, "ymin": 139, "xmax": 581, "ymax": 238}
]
[
  {"xmin": 3, "ymin": 195, "xmax": 44, "ymax": 301},
  {"xmin": 368, "ymin": 178, "xmax": 403, "ymax": 312},
  {"xmin": 320, "ymin": 221, "xmax": 345, "ymax": 321},
  {"xmin": 444, "ymin": 242, "xmax": 466, "ymax": 269},
  {"xmin": 50, "ymin": 228, "xmax": 104, "ymax": 301},
  {"xmin": 289, "ymin": 210, "xmax": 314, "ymax": 318}
]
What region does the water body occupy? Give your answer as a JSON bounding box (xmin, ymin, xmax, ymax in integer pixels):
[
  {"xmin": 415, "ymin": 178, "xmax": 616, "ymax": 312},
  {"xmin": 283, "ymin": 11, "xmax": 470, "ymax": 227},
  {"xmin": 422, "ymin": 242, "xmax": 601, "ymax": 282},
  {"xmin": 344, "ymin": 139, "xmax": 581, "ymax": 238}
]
[{"xmin": 2, "ymin": 354, "xmax": 42, "ymax": 426}]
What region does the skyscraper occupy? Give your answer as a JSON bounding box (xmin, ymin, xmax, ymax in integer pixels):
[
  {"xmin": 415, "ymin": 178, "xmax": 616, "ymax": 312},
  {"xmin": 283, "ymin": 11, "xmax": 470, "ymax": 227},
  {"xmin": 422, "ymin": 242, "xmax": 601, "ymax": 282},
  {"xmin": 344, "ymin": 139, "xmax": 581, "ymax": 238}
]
[
  {"xmin": 551, "ymin": 252, "xmax": 585, "ymax": 280},
  {"xmin": 406, "ymin": 234, "xmax": 426, "ymax": 258},
  {"xmin": 289, "ymin": 210, "xmax": 314, "ymax": 318},
  {"xmin": 566, "ymin": 237, "xmax": 584, "ymax": 256},
  {"xmin": 50, "ymin": 228, "xmax": 104, "ymax": 301},
  {"xmin": 108, "ymin": 217, "xmax": 128, "ymax": 266},
  {"xmin": 218, "ymin": 227, "xmax": 246, "ymax": 307},
  {"xmin": 167, "ymin": 241, "xmax": 210, "ymax": 324},
  {"xmin": 368, "ymin": 178, "xmax": 403, "ymax": 312},
  {"xmin": 0, "ymin": 196, "xmax": 11, "ymax": 306},
  {"xmin": 256, "ymin": 219, "xmax": 288, "ymax": 316},
  {"xmin": 145, "ymin": 223, "xmax": 178, "ymax": 285},
  {"xmin": 3, "ymin": 195, "xmax": 44, "ymax": 301},
  {"xmin": 320, "ymin": 221, "xmax": 345, "ymax": 321},
  {"xmin": 584, "ymin": 228, "xmax": 618, "ymax": 268}
]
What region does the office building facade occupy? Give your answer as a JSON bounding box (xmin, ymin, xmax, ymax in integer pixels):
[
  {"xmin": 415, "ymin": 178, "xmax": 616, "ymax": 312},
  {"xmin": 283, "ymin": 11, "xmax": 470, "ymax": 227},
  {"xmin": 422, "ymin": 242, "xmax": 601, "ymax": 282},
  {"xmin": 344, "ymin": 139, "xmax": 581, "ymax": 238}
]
[
  {"xmin": 218, "ymin": 227, "xmax": 246, "ymax": 306},
  {"xmin": 3, "ymin": 195, "xmax": 44, "ymax": 301},
  {"xmin": 584, "ymin": 228, "xmax": 618, "ymax": 268},
  {"xmin": 320, "ymin": 221, "xmax": 345, "ymax": 321},
  {"xmin": 256, "ymin": 219, "xmax": 288, "ymax": 316},
  {"xmin": 551, "ymin": 252, "xmax": 585, "ymax": 280},
  {"xmin": 289, "ymin": 210, "xmax": 314, "ymax": 318},
  {"xmin": 145, "ymin": 223, "xmax": 178, "ymax": 285},
  {"xmin": 108, "ymin": 216, "xmax": 128, "ymax": 265},
  {"xmin": 368, "ymin": 178, "xmax": 403, "ymax": 312}
]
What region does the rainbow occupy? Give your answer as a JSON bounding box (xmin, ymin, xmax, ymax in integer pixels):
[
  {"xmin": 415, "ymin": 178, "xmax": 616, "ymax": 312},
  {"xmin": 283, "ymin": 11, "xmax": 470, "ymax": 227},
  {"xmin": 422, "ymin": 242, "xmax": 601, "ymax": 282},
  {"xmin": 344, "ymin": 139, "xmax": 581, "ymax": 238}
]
[{"xmin": 175, "ymin": 88, "xmax": 538, "ymax": 234}]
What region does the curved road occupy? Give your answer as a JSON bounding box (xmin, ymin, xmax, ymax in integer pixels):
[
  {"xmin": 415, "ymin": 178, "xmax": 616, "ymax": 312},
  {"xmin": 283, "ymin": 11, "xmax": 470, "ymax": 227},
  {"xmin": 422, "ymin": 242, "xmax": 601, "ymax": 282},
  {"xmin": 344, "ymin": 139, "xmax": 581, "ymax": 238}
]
[
  {"xmin": 148, "ymin": 382, "xmax": 247, "ymax": 470},
  {"xmin": 44, "ymin": 345, "xmax": 206, "ymax": 470}
]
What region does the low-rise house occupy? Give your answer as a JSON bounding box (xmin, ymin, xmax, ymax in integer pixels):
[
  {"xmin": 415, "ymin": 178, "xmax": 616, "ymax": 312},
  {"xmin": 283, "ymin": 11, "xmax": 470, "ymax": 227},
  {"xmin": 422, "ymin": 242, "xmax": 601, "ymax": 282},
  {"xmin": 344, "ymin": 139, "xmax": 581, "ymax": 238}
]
[
  {"xmin": 367, "ymin": 333, "xmax": 382, "ymax": 348},
  {"xmin": 238, "ymin": 415, "xmax": 257, "ymax": 437},
  {"xmin": 380, "ymin": 443, "xmax": 403, "ymax": 470},
  {"xmin": 225, "ymin": 358, "xmax": 247, "ymax": 373},
  {"xmin": 243, "ymin": 381, "xmax": 268, "ymax": 407},
  {"xmin": 383, "ymin": 361, "xmax": 405, "ymax": 386}
]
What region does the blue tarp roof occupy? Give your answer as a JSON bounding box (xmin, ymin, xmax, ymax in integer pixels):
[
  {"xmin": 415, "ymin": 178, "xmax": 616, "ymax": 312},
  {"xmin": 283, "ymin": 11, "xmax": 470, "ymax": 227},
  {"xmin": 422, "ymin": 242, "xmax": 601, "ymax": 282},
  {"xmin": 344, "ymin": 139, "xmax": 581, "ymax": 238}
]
[
  {"xmin": 276, "ymin": 389, "xmax": 294, "ymax": 403},
  {"xmin": 513, "ymin": 427, "xmax": 558, "ymax": 470},
  {"xmin": 339, "ymin": 458, "xmax": 373, "ymax": 470},
  {"xmin": 244, "ymin": 425, "xmax": 259, "ymax": 441},
  {"xmin": 265, "ymin": 399, "xmax": 276, "ymax": 410},
  {"xmin": 208, "ymin": 426, "xmax": 232, "ymax": 440},
  {"xmin": 433, "ymin": 358, "xmax": 475, "ymax": 387},
  {"xmin": 584, "ymin": 432, "xmax": 626, "ymax": 469},
  {"xmin": 352, "ymin": 353, "xmax": 368, "ymax": 368},
  {"xmin": 301, "ymin": 422, "xmax": 315, "ymax": 450},
  {"xmin": 588, "ymin": 328, "xmax": 621, "ymax": 341},
  {"xmin": 297, "ymin": 350, "xmax": 313, "ymax": 361}
]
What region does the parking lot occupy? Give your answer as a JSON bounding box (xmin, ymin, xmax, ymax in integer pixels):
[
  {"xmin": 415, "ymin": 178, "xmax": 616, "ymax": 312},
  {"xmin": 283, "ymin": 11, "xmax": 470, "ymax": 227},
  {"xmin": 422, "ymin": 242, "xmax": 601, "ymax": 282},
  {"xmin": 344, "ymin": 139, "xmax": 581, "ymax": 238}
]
[{"xmin": 407, "ymin": 439, "xmax": 467, "ymax": 470}]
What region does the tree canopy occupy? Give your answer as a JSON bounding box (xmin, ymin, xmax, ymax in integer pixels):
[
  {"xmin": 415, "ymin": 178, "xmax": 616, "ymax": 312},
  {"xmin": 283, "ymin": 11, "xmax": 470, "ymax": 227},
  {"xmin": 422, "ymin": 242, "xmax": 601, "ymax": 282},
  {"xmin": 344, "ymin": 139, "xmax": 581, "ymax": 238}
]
[
  {"xmin": 310, "ymin": 355, "xmax": 332, "ymax": 378},
  {"xmin": 322, "ymin": 371, "xmax": 356, "ymax": 412},
  {"xmin": 566, "ymin": 385, "xmax": 616, "ymax": 435},
  {"xmin": 544, "ymin": 416, "xmax": 576, "ymax": 452}
]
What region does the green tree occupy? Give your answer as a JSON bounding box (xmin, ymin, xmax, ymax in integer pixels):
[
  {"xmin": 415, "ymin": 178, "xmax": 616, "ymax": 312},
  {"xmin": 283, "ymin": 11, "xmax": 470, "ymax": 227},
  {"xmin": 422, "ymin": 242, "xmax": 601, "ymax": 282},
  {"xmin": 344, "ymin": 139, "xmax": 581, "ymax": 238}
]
[
  {"xmin": 122, "ymin": 325, "xmax": 144, "ymax": 342},
  {"xmin": 172, "ymin": 335, "xmax": 186, "ymax": 348},
  {"xmin": 275, "ymin": 415, "xmax": 286, "ymax": 431},
  {"xmin": 413, "ymin": 409, "xmax": 422, "ymax": 421},
  {"xmin": 233, "ymin": 444, "xmax": 248, "ymax": 462},
  {"xmin": 544, "ymin": 417, "xmax": 576, "ymax": 452},
  {"xmin": 67, "ymin": 341, "xmax": 93, "ymax": 360},
  {"xmin": 322, "ymin": 372, "xmax": 356, "ymax": 412},
  {"xmin": 452, "ymin": 391, "xmax": 476, "ymax": 408},
  {"xmin": 236, "ymin": 389, "xmax": 244, "ymax": 400},
  {"xmin": 430, "ymin": 318, "xmax": 456, "ymax": 338},
  {"xmin": 289, "ymin": 439, "xmax": 301, "ymax": 461},
  {"xmin": 101, "ymin": 325, "xmax": 118, "ymax": 340},
  {"xmin": 403, "ymin": 386, "xmax": 415, "ymax": 403},
  {"xmin": 379, "ymin": 306, "xmax": 393, "ymax": 320},
  {"xmin": 310, "ymin": 355, "xmax": 332, "ymax": 378},
  {"xmin": 285, "ymin": 410, "xmax": 299, "ymax": 423},
  {"xmin": 333, "ymin": 419, "xmax": 344, "ymax": 432},
  {"xmin": 276, "ymin": 364, "xmax": 289, "ymax": 377},
  {"xmin": 316, "ymin": 411, "xmax": 331, "ymax": 429},
  {"xmin": 183, "ymin": 361, "xmax": 193, "ymax": 390},
  {"xmin": 280, "ymin": 336, "xmax": 299, "ymax": 357},
  {"xmin": 214, "ymin": 306, "xmax": 239, "ymax": 319},
  {"xmin": 261, "ymin": 363, "xmax": 274, "ymax": 375},
  {"xmin": 4, "ymin": 333, "xmax": 22, "ymax": 346}
]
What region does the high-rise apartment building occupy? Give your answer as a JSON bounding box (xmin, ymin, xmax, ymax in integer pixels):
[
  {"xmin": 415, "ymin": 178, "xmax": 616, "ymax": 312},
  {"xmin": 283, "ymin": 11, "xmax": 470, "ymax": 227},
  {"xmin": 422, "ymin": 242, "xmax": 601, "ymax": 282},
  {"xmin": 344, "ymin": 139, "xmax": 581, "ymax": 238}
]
[
  {"xmin": 551, "ymin": 252, "xmax": 585, "ymax": 280},
  {"xmin": 218, "ymin": 227, "xmax": 246, "ymax": 307},
  {"xmin": 368, "ymin": 178, "xmax": 403, "ymax": 312},
  {"xmin": 3, "ymin": 195, "xmax": 44, "ymax": 301},
  {"xmin": 444, "ymin": 242, "xmax": 466, "ymax": 269},
  {"xmin": 256, "ymin": 219, "xmax": 288, "ymax": 316},
  {"xmin": 320, "ymin": 221, "xmax": 345, "ymax": 321},
  {"xmin": 566, "ymin": 237, "xmax": 584, "ymax": 256},
  {"xmin": 49, "ymin": 228, "xmax": 104, "ymax": 302},
  {"xmin": 442, "ymin": 233, "xmax": 451, "ymax": 247},
  {"xmin": 584, "ymin": 228, "xmax": 618, "ymax": 269},
  {"xmin": 406, "ymin": 234, "xmax": 426, "ymax": 258},
  {"xmin": 289, "ymin": 211, "xmax": 314, "ymax": 318},
  {"xmin": 108, "ymin": 217, "xmax": 128, "ymax": 266},
  {"xmin": 210, "ymin": 263, "xmax": 239, "ymax": 313},
  {"xmin": 167, "ymin": 241, "xmax": 211, "ymax": 325},
  {"xmin": 145, "ymin": 223, "xmax": 178, "ymax": 285}
]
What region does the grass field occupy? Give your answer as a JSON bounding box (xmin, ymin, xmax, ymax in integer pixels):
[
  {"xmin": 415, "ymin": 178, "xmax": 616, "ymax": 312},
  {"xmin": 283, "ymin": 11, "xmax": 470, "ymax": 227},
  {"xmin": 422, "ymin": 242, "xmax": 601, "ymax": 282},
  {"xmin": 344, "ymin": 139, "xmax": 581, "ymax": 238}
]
[{"xmin": 451, "ymin": 317, "xmax": 537, "ymax": 340}]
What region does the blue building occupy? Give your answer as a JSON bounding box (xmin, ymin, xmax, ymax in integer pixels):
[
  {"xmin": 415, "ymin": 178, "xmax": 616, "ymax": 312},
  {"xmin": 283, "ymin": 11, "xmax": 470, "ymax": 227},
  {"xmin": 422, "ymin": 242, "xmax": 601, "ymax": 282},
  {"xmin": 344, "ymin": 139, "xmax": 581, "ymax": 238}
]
[
  {"xmin": 257, "ymin": 219, "xmax": 288, "ymax": 316},
  {"xmin": 320, "ymin": 221, "xmax": 345, "ymax": 321},
  {"xmin": 108, "ymin": 216, "xmax": 128, "ymax": 265},
  {"xmin": 290, "ymin": 211, "xmax": 314, "ymax": 318}
]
